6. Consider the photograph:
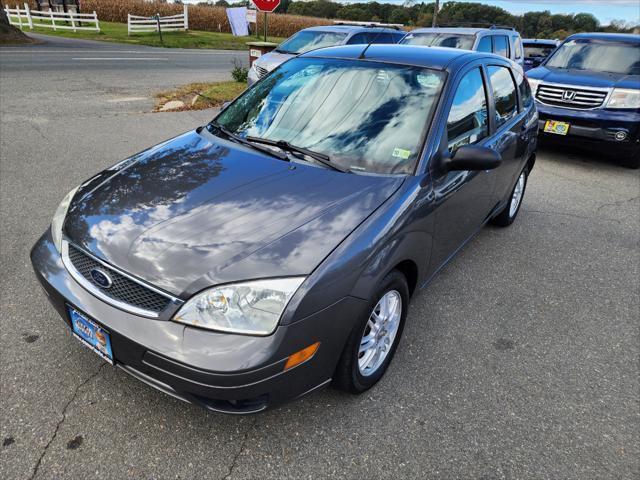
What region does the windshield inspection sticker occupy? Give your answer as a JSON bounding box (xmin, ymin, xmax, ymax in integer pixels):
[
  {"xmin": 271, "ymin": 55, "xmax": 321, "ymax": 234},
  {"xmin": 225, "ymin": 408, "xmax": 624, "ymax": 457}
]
[
  {"xmin": 417, "ymin": 73, "xmax": 441, "ymax": 88},
  {"xmin": 392, "ymin": 148, "xmax": 411, "ymax": 160}
]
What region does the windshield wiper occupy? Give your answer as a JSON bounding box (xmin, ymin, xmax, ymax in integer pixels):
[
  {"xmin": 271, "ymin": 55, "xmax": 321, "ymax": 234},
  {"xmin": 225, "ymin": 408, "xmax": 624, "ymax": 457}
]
[
  {"xmin": 208, "ymin": 122, "xmax": 288, "ymax": 161},
  {"xmin": 246, "ymin": 137, "xmax": 349, "ymax": 173}
]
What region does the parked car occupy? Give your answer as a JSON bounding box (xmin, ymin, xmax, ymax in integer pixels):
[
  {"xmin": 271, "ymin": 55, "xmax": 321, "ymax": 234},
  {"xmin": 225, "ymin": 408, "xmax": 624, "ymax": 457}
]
[
  {"xmin": 523, "ymin": 39, "xmax": 559, "ymax": 71},
  {"xmin": 32, "ymin": 45, "xmax": 538, "ymax": 414},
  {"xmin": 400, "ymin": 26, "xmax": 525, "ymax": 68},
  {"xmin": 247, "ymin": 24, "xmax": 405, "ymax": 85},
  {"xmin": 527, "ymin": 33, "xmax": 640, "ymax": 168}
]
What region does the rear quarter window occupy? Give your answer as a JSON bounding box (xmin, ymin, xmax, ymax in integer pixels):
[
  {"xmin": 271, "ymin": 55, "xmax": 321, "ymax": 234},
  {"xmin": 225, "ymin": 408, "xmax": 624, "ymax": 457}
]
[{"xmin": 488, "ymin": 65, "xmax": 518, "ymax": 128}]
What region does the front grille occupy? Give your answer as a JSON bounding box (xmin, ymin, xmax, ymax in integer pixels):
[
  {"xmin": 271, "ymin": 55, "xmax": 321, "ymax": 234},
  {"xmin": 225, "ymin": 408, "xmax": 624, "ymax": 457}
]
[
  {"xmin": 256, "ymin": 65, "xmax": 269, "ymax": 78},
  {"xmin": 536, "ymin": 84, "xmax": 608, "ymax": 109},
  {"xmin": 67, "ymin": 244, "xmax": 172, "ymax": 314}
]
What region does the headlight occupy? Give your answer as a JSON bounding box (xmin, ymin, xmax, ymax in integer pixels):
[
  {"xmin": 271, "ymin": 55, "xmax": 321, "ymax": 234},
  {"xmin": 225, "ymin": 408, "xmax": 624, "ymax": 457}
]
[
  {"xmin": 173, "ymin": 277, "xmax": 305, "ymax": 335},
  {"xmin": 606, "ymin": 88, "xmax": 640, "ymax": 109},
  {"xmin": 51, "ymin": 186, "xmax": 79, "ymax": 253},
  {"xmin": 527, "ymin": 78, "xmax": 541, "ymax": 95}
]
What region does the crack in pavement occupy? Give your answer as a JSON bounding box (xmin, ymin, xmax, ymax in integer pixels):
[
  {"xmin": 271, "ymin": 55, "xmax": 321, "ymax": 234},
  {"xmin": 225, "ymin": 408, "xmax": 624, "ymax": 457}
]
[
  {"xmin": 222, "ymin": 416, "xmax": 258, "ymax": 480},
  {"xmin": 596, "ymin": 195, "xmax": 640, "ymax": 212},
  {"xmin": 28, "ymin": 362, "xmax": 108, "ymax": 480}
]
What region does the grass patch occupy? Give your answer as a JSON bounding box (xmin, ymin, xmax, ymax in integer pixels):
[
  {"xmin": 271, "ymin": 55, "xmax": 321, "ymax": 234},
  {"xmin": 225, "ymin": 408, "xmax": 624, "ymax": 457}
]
[
  {"xmin": 13, "ymin": 20, "xmax": 284, "ymax": 50},
  {"xmin": 155, "ymin": 81, "xmax": 247, "ymax": 111}
]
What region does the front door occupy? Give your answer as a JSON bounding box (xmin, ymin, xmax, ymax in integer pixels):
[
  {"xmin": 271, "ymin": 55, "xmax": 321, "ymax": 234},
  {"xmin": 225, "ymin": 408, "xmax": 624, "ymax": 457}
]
[{"xmin": 429, "ymin": 66, "xmax": 496, "ymax": 272}]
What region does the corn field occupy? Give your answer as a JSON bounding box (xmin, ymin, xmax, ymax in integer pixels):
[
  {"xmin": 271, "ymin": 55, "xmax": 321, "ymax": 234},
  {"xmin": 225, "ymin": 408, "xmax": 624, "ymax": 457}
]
[{"xmin": 28, "ymin": 0, "xmax": 335, "ymax": 37}]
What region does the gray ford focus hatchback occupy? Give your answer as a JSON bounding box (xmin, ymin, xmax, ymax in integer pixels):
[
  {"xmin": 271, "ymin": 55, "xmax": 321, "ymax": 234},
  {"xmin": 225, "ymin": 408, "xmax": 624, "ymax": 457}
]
[{"xmin": 32, "ymin": 45, "xmax": 537, "ymax": 414}]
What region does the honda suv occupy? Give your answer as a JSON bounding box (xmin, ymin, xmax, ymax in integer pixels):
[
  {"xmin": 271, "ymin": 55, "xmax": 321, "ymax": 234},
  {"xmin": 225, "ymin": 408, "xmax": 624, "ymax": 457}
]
[{"xmin": 527, "ymin": 33, "xmax": 640, "ymax": 168}]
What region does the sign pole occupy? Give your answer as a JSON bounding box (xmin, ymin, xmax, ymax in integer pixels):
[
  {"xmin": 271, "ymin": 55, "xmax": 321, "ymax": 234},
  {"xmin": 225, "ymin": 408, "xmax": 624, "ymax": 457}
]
[{"xmin": 263, "ymin": 11, "xmax": 267, "ymax": 42}]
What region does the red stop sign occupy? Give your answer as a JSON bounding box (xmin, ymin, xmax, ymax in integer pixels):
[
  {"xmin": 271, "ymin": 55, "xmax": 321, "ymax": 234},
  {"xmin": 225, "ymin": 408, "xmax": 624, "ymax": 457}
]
[{"xmin": 252, "ymin": 0, "xmax": 280, "ymax": 13}]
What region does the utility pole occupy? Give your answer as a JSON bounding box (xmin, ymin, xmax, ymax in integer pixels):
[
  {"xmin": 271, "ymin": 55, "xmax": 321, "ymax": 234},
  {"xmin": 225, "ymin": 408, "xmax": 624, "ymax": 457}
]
[{"xmin": 432, "ymin": 0, "xmax": 439, "ymax": 27}]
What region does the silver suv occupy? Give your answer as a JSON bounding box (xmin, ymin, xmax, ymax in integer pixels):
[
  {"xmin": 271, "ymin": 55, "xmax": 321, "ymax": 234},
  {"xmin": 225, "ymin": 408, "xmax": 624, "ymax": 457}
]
[
  {"xmin": 248, "ymin": 24, "xmax": 405, "ymax": 85},
  {"xmin": 401, "ymin": 26, "xmax": 524, "ymax": 68}
]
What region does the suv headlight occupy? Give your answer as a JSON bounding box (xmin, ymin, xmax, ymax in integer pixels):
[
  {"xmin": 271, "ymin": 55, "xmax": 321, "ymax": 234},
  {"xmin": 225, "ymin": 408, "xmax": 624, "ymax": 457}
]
[
  {"xmin": 51, "ymin": 186, "xmax": 79, "ymax": 253},
  {"xmin": 173, "ymin": 277, "xmax": 305, "ymax": 335},
  {"xmin": 527, "ymin": 78, "xmax": 541, "ymax": 95},
  {"xmin": 606, "ymin": 88, "xmax": 640, "ymax": 109}
]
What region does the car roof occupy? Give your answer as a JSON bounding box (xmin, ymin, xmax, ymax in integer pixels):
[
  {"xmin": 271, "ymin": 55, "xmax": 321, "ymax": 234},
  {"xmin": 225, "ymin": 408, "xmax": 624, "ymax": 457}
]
[
  {"xmin": 565, "ymin": 32, "xmax": 640, "ymax": 43},
  {"xmin": 300, "ymin": 44, "xmax": 498, "ymax": 70},
  {"xmin": 408, "ymin": 27, "xmax": 517, "ymax": 36},
  {"xmin": 301, "ymin": 25, "xmax": 402, "ymax": 34}
]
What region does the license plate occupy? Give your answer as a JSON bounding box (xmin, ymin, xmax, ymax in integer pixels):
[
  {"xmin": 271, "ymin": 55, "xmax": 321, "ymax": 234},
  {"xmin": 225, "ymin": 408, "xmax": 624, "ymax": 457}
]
[
  {"xmin": 544, "ymin": 120, "xmax": 570, "ymax": 136},
  {"xmin": 68, "ymin": 306, "xmax": 114, "ymax": 364}
]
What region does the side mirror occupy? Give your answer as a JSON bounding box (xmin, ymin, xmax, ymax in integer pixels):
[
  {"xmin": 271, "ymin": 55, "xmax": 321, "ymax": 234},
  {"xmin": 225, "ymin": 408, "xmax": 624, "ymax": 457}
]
[
  {"xmin": 443, "ymin": 145, "xmax": 502, "ymax": 171},
  {"xmin": 221, "ymin": 101, "xmax": 231, "ymax": 110}
]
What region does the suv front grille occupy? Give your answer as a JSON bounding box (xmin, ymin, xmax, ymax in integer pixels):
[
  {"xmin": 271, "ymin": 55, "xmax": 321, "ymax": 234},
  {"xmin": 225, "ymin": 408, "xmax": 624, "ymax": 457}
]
[
  {"xmin": 536, "ymin": 84, "xmax": 608, "ymax": 109},
  {"xmin": 67, "ymin": 244, "xmax": 173, "ymax": 314}
]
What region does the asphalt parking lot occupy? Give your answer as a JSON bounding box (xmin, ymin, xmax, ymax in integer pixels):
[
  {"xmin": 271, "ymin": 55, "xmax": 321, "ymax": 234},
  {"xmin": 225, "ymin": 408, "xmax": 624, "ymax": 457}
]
[{"xmin": 1, "ymin": 36, "xmax": 639, "ymax": 480}]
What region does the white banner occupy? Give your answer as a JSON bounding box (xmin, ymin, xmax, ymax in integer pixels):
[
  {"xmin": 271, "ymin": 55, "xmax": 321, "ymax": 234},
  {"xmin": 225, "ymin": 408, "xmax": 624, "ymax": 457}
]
[{"xmin": 226, "ymin": 7, "xmax": 249, "ymax": 37}]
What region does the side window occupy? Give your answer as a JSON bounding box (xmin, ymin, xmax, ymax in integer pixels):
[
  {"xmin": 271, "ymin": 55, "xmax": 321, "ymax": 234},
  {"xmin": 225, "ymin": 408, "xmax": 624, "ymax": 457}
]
[
  {"xmin": 476, "ymin": 36, "xmax": 492, "ymax": 53},
  {"xmin": 347, "ymin": 33, "xmax": 369, "ymax": 45},
  {"xmin": 514, "ymin": 37, "xmax": 523, "ymax": 59},
  {"xmin": 514, "ymin": 71, "xmax": 533, "ymax": 110},
  {"xmin": 447, "ymin": 68, "xmax": 489, "ymax": 152},
  {"xmin": 488, "ymin": 65, "xmax": 518, "ymax": 128},
  {"xmin": 493, "ymin": 35, "xmax": 510, "ymax": 58}
]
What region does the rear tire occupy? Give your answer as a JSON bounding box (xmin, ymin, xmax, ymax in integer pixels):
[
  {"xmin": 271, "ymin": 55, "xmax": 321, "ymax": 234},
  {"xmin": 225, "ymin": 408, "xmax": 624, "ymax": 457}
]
[
  {"xmin": 333, "ymin": 270, "xmax": 409, "ymax": 394},
  {"xmin": 491, "ymin": 167, "xmax": 528, "ymax": 227}
]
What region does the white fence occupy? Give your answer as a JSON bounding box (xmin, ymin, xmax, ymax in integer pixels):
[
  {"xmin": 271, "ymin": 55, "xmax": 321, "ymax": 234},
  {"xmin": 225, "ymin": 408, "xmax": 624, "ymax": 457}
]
[
  {"xmin": 128, "ymin": 5, "xmax": 188, "ymax": 35},
  {"xmin": 4, "ymin": 4, "xmax": 100, "ymax": 32}
]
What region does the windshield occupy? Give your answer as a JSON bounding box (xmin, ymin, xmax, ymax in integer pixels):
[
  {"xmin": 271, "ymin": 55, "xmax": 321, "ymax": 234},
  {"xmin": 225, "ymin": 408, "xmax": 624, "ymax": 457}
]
[
  {"xmin": 276, "ymin": 31, "xmax": 348, "ymax": 54},
  {"xmin": 524, "ymin": 44, "xmax": 556, "ymax": 58},
  {"xmin": 545, "ymin": 39, "xmax": 640, "ymax": 75},
  {"xmin": 401, "ymin": 32, "xmax": 475, "ymax": 50},
  {"xmin": 215, "ymin": 57, "xmax": 445, "ymax": 174}
]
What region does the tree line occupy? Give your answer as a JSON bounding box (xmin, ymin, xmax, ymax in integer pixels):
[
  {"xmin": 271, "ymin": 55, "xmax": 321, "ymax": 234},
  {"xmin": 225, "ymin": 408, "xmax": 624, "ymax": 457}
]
[{"xmin": 209, "ymin": 0, "xmax": 638, "ymax": 39}]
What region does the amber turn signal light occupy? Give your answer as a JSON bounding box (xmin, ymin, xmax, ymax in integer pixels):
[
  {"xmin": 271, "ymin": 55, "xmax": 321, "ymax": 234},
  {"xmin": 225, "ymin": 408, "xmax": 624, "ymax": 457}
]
[{"xmin": 284, "ymin": 342, "xmax": 320, "ymax": 371}]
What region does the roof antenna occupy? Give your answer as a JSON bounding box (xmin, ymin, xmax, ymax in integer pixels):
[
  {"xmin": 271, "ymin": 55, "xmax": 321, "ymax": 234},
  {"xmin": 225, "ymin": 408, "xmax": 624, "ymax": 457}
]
[{"xmin": 358, "ymin": 27, "xmax": 385, "ymax": 59}]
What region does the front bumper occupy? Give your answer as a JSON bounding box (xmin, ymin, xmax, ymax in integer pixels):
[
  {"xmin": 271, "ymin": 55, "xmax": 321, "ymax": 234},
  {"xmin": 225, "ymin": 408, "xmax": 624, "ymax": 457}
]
[
  {"xmin": 30, "ymin": 232, "xmax": 364, "ymax": 414},
  {"xmin": 536, "ymin": 102, "xmax": 640, "ymax": 154}
]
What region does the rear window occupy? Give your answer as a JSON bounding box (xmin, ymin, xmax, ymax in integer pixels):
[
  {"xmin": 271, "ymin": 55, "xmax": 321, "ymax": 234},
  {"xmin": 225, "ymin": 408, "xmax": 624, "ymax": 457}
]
[{"xmin": 523, "ymin": 43, "xmax": 556, "ymax": 58}]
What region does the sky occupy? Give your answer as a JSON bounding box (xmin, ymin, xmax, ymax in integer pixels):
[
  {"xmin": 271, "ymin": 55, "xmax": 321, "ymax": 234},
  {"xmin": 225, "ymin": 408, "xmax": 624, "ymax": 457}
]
[
  {"xmin": 182, "ymin": 0, "xmax": 640, "ymax": 26},
  {"xmin": 481, "ymin": 0, "xmax": 640, "ymax": 25}
]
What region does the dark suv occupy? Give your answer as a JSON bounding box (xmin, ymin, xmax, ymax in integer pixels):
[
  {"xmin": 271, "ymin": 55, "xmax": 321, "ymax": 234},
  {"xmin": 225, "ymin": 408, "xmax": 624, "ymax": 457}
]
[{"xmin": 527, "ymin": 33, "xmax": 640, "ymax": 168}]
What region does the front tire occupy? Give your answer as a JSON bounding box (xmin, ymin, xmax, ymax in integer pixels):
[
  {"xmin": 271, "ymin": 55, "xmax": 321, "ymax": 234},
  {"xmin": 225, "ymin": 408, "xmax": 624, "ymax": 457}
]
[
  {"xmin": 333, "ymin": 270, "xmax": 409, "ymax": 394},
  {"xmin": 491, "ymin": 167, "xmax": 528, "ymax": 227}
]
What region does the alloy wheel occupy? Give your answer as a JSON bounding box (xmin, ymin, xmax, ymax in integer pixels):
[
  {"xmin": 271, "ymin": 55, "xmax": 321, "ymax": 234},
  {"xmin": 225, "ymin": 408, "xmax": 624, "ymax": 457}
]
[{"xmin": 358, "ymin": 290, "xmax": 402, "ymax": 377}]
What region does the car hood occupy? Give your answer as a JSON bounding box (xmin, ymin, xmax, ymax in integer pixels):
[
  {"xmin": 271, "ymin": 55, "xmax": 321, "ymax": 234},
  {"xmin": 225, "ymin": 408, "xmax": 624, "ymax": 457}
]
[
  {"xmin": 255, "ymin": 51, "xmax": 295, "ymax": 72},
  {"xmin": 64, "ymin": 129, "xmax": 403, "ymax": 298},
  {"xmin": 527, "ymin": 66, "xmax": 639, "ymax": 89}
]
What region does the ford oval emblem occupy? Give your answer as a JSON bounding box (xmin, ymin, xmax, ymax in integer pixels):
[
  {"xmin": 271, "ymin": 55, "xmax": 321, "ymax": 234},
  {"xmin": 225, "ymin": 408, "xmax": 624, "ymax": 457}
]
[{"xmin": 90, "ymin": 268, "xmax": 113, "ymax": 289}]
